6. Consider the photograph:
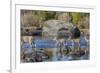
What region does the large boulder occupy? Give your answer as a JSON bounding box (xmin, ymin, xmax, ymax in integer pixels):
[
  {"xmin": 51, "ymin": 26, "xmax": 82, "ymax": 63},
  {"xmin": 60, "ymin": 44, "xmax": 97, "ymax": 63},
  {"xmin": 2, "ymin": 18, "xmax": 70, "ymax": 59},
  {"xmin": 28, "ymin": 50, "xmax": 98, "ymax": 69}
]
[
  {"xmin": 43, "ymin": 20, "xmax": 80, "ymax": 39},
  {"xmin": 43, "ymin": 20, "xmax": 73, "ymax": 37}
]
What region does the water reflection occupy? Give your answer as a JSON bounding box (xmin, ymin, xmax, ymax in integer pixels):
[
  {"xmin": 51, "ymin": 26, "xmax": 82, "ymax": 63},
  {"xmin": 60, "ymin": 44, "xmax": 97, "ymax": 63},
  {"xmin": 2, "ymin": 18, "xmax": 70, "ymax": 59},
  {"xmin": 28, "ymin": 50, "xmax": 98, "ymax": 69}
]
[{"xmin": 21, "ymin": 36, "xmax": 89, "ymax": 62}]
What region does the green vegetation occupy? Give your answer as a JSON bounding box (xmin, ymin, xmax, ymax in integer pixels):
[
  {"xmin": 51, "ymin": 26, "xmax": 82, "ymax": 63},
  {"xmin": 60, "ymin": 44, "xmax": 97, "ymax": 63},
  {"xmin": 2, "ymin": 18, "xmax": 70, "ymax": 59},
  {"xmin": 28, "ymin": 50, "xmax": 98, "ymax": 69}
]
[{"xmin": 21, "ymin": 10, "xmax": 89, "ymax": 29}]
